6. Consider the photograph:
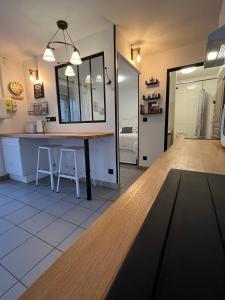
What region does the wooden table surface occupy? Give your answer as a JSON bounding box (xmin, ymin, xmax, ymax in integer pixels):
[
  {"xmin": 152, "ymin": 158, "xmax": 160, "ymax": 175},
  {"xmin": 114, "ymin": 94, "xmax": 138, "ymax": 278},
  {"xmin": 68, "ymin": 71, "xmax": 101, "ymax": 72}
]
[
  {"xmin": 20, "ymin": 139, "xmax": 225, "ymax": 300},
  {"xmin": 0, "ymin": 131, "xmax": 114, "ymax": 139}
]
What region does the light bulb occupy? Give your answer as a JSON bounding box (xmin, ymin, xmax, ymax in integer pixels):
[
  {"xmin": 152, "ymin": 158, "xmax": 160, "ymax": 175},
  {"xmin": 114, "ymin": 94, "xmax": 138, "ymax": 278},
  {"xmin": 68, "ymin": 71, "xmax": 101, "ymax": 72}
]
[
  {"xmin": 85, "ymin": 74, "xmax": 93, "ymax": 84},
  {"xmin": 180, "ymin": 67, "xmax": 196, "ymax": 74},
  {"xmin": 137, "ymin": 52, "xmax": 141, "ymax": 63},
  {"xmin": 96, "ymin": 74, "xmax": 103, "ymax": 83},
  {"xmin": 43, "ymin": 48, "xmax": 55, "ymax": 62},
  {"xmin": 30, "ymin": 74, "xmax": 35, "ymax": 82},
  {"xmin": 65, "ymin": 65, "xmax": 75, "ymax": 77},
  {"xmin": 70, "ymin": 50, "xmax": 82, "ymax": 65},
  {"xmin": 207, "ymin": 51, "xmax": 218, "ymax": 61}
]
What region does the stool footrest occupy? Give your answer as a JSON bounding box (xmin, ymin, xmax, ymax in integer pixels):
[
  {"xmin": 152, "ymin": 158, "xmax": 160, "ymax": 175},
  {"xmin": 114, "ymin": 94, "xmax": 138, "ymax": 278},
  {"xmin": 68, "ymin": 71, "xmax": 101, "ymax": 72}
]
[{"xmin": 58, "ymin": 174, "xmax": 77, "ymax": 180}]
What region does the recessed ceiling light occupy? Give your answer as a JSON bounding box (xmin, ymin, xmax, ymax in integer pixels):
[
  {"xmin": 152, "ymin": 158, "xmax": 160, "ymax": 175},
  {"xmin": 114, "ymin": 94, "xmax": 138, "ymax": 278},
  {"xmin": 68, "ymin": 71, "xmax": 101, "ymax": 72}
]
[
  {"xmin": 207, "ymin": 51, "xmax": 218, "ymax": 61},
  {"xmin": 180, "ymin": 67, "xmax": 196, "ymax": 74}
]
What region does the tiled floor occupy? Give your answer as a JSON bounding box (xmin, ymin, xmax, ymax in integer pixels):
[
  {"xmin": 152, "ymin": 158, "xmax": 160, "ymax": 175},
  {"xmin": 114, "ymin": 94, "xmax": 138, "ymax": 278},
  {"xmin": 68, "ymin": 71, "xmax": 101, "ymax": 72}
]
[{"xmin": 0, "ymin": 164, "xmax": 144, "ymax": 299}]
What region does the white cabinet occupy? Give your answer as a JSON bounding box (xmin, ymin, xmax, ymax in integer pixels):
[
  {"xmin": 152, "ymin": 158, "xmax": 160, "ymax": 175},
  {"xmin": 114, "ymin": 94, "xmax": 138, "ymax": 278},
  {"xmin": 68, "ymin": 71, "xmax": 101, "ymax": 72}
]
[
  {"xmin": 1, "ymin": 138, "xmax": 23, "ymax": 176},
  {"xmin": 1, "ymin": 137, "xmax": 49, "ymax": 183}
]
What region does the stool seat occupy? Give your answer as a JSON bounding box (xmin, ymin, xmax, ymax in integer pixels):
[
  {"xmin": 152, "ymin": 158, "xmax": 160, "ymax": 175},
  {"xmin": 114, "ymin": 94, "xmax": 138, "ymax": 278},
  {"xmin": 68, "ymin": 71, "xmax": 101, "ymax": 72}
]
[
  {"xmin": 36, "ymin": 144, "xmax": 62, "ymax": 191},
  {"xmin": 61, "ymin": 146, "xmax": 84, "ymax": 151}
]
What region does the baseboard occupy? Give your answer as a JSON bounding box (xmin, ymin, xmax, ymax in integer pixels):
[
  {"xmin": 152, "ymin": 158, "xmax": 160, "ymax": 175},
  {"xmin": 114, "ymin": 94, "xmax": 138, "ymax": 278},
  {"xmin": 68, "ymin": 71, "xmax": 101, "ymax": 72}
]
[
  {"xmin": 79, "ymin": 177, "xmax": 119, "ymax": 190},
  {"xmin": 0, "ymin": 174, "xmax": 9, "ymax": 181}
]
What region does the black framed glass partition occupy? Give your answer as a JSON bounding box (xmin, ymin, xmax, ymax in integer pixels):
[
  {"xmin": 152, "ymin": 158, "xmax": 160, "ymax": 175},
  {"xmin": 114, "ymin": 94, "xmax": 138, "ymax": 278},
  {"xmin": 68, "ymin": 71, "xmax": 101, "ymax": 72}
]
[{"xmin": 55, "ymin": 52, "xmax": 106, "ymax": 123}]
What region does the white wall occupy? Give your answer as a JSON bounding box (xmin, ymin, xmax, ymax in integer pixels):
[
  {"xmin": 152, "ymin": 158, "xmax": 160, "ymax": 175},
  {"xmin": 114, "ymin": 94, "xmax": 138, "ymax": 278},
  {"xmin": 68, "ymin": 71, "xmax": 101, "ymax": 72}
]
[
  {"xmin": 139, "ymin": 41, "xmax": 206, "ymax": 167},
  {"xmin": 23, "ymin": 26, "xmax": 117, "ymax": 184},
  {"xmin": 0, "ymin": 57, "xmax": 28, "ymax": 177}
]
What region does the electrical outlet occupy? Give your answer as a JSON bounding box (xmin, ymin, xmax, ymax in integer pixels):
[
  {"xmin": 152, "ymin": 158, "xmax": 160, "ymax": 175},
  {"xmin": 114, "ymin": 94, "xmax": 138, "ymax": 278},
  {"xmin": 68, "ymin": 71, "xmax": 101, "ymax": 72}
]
[
  {"xmin": 143, "ymin": 156, "xmax": 147, "ymax": 161},
  {"xmin": 46, "ymin": 117, "xmax": 56, "ymax": 122},
  {"xmin": 108, "ymin": 169, "xmax": 114, "ymax": 175},
  {"xmin": 143, "ymin": 117, "xmax": 148, "ymax": 122}
]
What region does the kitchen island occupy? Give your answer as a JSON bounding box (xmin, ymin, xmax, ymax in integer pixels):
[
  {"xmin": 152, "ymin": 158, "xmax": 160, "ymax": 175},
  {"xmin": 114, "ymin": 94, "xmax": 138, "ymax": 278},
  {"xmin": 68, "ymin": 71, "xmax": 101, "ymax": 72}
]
[
  {"xmin": 20, "ymin": 139, "xmax": 225, "ymax": 299},
  {"xmin": 0, "ymin": 131, "xmax": 114, "ymax": 200}
]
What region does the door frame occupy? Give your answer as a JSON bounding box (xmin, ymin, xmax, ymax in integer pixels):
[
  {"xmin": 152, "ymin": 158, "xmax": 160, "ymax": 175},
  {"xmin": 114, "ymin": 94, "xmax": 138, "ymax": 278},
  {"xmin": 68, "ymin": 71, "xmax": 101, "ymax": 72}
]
[
  {"xmin": 116, "ymin": 53, "xmax": 140, "ymax": 169},
  {"xmin": 164, "ymin": 61, "xmax": 204, "ymax": 151}
]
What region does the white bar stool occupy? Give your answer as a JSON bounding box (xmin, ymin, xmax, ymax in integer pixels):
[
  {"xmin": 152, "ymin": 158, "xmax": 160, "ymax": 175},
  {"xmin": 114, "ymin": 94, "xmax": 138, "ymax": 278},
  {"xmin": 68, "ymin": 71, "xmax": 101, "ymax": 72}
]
[
  {"xmin": 36, "ymin": 144, "xmax": 62, "ymax": 191},
  {"xmin": 56, "ymin": 146, "xmax": 95, "ymax": 198}
]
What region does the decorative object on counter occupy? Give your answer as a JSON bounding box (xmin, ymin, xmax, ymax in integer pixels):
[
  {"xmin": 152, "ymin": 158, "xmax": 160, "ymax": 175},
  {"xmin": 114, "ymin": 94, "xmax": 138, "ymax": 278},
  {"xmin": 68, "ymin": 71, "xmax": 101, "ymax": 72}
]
[
  {"xmin": 140, "ymin": 103, "xmax": 162, "ymax": 115},
  {"xmin": 25, "ymin": 122, "xmax": 36, "ymax": 133},
  {"xmin": 131, "ymin": 43, "xmax": 141, "ymax": 63},
  {"xmin": 36, "ymin": 119, "xmax": 46, "ymax": 133},
  {"xmin": 34, "ymin": 82, "xmax": 45, "ymax": 99},
  {"xmin": 145, "ymin": 77, "xmax": 159, "ymax": 86},
  {"xmin": 28, "ymin": 101, "xmax": 48, "ymax": 116},
  {"xmin": 143, "ymin": 93, "xmax": 160, "ymax": 100},
  {"xmin": 43, "ymin": 20, "xmax": 82, "ymax": 77},
  {"xmin": 8, "ymin": 81, "xmax": 24, "ymax": 100},
  {"xmin": 5, "ymin": 99, "xmax": 17, "ymax": 111}
]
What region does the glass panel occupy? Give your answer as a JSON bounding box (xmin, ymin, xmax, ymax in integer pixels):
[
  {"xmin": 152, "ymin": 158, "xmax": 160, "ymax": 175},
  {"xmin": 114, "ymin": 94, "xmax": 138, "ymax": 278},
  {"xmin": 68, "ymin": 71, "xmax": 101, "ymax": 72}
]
[
  {"xmin": 57, "ymin": 65, "xmax": 80, "ymax": 123},
  {"xmin": 91, "ymin": 56, "xmax": 105, "ymax": 121},
  {"xmin": 79, "ymin": 60, "xmax": 93, "ymax": 121},
  {"xmin": 67, "ymin": 70, "xmax": 81, "ymax": 122},
  {"xmin": 58, "ymin": 66, "xmax": 70, "ymax": 122},
  {"xmin": 56, "ymin": 53, "xmax": 106, "ymax": 123}
]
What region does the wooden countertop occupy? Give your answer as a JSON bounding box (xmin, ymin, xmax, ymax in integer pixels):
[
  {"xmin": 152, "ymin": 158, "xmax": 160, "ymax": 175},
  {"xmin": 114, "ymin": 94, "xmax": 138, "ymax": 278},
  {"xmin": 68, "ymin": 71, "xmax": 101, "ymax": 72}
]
[
  {"xmin": 0, "ymin": 131, "xmax": 114, "ymax": 139},
  {"xmin": 20, "ymin": 139, "xmax": 225, "ymax": 300}
]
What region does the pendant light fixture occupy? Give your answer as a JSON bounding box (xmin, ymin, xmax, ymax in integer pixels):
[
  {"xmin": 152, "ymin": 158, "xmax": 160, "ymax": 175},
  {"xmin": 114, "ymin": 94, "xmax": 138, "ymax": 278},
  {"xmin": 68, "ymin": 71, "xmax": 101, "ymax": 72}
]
[{"xmin": 43, "ymin": 20, "xmax": 82, "ymax": 76}]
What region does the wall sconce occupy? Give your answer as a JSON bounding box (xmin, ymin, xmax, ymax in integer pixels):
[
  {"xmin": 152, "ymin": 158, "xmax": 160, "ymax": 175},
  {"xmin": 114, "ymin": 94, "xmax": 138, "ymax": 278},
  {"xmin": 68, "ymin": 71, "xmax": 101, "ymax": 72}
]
[
  {"xmin": 131, "ymin": 45, "xmax": 141, "ymax": 63},
  {"xmin": 29, "ymin": 69, "xmax": 41, "ymax": 84}
]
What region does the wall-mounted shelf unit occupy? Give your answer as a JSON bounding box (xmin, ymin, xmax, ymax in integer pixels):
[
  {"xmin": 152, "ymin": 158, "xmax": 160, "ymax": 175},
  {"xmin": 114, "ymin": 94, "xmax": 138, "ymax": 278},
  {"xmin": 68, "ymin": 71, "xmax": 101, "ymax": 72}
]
[
  {"xmin": 140, "ymin": 108, "xmax": 163, "ymax": 115},
  {"xmin": 145, "ymin": 78, "xmax": 159, "ymax": 87},
  {"xmin": 143, "ymin": 94, "xmax": 160, "ymax": 101},
  {"xmin": 28, "ymin": 101, "xmax": 49, "ymax": 116}
]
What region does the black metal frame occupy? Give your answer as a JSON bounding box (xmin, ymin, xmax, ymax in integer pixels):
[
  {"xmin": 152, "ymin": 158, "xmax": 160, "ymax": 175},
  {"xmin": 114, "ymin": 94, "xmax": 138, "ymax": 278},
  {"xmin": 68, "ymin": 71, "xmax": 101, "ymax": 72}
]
[
  {"xmin": 116, "ymin": 53, "xmax": 140, "ymax": 167},
  {"xmin": 164, "ymin": 61, "xmax": 204, "ymax": 151},
  {"xmin": 55, "ymin": 52, "xmax": 107, "ymax": 124}
]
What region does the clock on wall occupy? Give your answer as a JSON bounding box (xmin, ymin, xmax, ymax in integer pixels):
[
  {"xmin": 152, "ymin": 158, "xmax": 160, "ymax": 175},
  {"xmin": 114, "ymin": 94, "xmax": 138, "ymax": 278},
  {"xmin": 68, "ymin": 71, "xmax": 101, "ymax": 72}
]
[{"xmin": 8, "ymin": 81, "xmax": 24, "ymax": 99}]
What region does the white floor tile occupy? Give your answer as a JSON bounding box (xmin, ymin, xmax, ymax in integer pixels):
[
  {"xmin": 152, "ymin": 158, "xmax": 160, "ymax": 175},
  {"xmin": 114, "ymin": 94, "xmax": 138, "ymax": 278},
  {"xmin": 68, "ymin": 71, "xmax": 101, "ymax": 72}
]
[
  {"xmin": 0, "ymin": 201, "xmax": 25, "ymax": 217},
  {"xmin": 0, "ymin": 195, "xmax": 13, "ymax": 208},
  {"xmin": 1, "ymin": 236, "xmax": 53, "ymax": 278},
  {"xmin": 97, "ymin": 201, "xmax": 113, "ymax": 213},
  {"xmin": 57, "ymin": 228, "xmax": 85, "ymax": 252},
  {"xmin": 19, "ymin": 212, "xmax": 56, "ymax": 234},
  {"xmin": 18, "ymin": 192, "xmax": 45, "ymax": 204},
  {"xmin": 81, "ymin": 212, "xmax": 101, "ymax": 229},
  {"xmin": 0, "ymin": 218, "xmax": 14, "ymax": 235},
  {"xmin": 0, "ymin": 227, "xmax": 31, "ymax": 259},
  {"xmin": 36, "ymin": 219, "xmax": 77, "ymax": 247},
  {"xmin": 61, "ymin": 206, "xmax": 93, "ymax": 225},
  {"xmin": 5, "ymin": 206, "xmax": 40, "ymax": 225},
  {"xmin": 21, "ymin": 249, "xmax": 61, "ymax": 287},
  {"xmin": 1, "ymin": 282, "xmax": 26, "ymax": 300},
  {"xmin": 44, "ymin": 200, "xmax": 75, "ymax": 217},
  {"xmin": 26, "ymin": 195, "xmax": 59, "ymax": 210},
  {"xmin": 0, "ymin": 265, "xmax": 17, "ymax": 297},
  {"xmin": 79, "ymin": 198, "xmax": 106, "ymax": 211}
]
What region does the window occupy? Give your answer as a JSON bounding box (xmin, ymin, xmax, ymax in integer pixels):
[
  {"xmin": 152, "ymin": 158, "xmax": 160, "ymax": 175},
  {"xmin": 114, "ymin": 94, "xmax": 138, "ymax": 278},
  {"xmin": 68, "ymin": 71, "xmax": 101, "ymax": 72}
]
[{"xmin": 55, "ymin": 52, "xmax": 106, "ymax": 123}]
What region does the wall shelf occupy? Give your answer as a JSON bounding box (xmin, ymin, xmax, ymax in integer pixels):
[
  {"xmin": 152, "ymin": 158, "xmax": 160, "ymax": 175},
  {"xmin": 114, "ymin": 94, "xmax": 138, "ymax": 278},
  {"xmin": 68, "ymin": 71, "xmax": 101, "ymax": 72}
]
[
  {"xmin": 143, "ymin": 94, "xmax": 160, "ymax": 101},
  {"xmin": 145, "ymin": 79, "xmax": 159, "ymax": 86},
  {"xmin": 140, "ymin": 108, "xmax": 163, "ymax": 115}
]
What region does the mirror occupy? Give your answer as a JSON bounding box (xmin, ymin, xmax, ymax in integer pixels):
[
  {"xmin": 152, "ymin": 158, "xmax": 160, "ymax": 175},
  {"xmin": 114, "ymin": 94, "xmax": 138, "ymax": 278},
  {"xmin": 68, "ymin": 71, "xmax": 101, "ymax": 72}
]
[{"xmin": 55, "ymin": 52, "xmax": 106, "ymax": 123}]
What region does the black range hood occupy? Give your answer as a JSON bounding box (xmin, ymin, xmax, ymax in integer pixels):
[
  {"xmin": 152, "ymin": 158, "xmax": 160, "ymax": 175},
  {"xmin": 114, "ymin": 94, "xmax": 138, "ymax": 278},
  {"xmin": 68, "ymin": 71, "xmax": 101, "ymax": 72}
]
[{"xmin": 204, "ymin": 24, "xmax": 225, "ymax": 68}]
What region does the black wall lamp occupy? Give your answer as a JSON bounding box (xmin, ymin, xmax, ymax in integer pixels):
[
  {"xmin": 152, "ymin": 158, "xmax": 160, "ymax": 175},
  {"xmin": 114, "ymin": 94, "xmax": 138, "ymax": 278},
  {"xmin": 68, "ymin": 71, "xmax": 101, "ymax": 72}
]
[{"xmin": 131, "ymin": 45, "xmax": 141, "ymax": 63}]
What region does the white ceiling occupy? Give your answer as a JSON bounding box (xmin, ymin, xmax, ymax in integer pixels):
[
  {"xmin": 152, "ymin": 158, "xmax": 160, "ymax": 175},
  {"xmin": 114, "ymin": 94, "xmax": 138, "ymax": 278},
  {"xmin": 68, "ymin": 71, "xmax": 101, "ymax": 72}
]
[
  {"xmin": 0, "ymin": 0, "xmax": 222, "ymax": 60},
  {"xmin": 176, "ymin": 65, "xmax": 221, "ymax": 83}
]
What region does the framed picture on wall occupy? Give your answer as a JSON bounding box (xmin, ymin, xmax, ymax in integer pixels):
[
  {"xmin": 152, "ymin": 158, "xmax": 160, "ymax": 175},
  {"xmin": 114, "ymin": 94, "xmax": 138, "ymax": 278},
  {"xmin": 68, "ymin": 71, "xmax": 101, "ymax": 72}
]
[{"xmin": 34, "ymin": 82, "xmax": 44, "ymax": 99}]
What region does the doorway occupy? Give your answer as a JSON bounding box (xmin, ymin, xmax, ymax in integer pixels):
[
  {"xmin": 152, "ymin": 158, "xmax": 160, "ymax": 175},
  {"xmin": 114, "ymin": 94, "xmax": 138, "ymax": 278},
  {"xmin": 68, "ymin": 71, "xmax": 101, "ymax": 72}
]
[
  {"xmin": 117, "ymin": 54, "xmax": 140, "ymax": 185},
  {"xmin": 165, "ymin": 63, "xmax": 222, "ymax": 150}
]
